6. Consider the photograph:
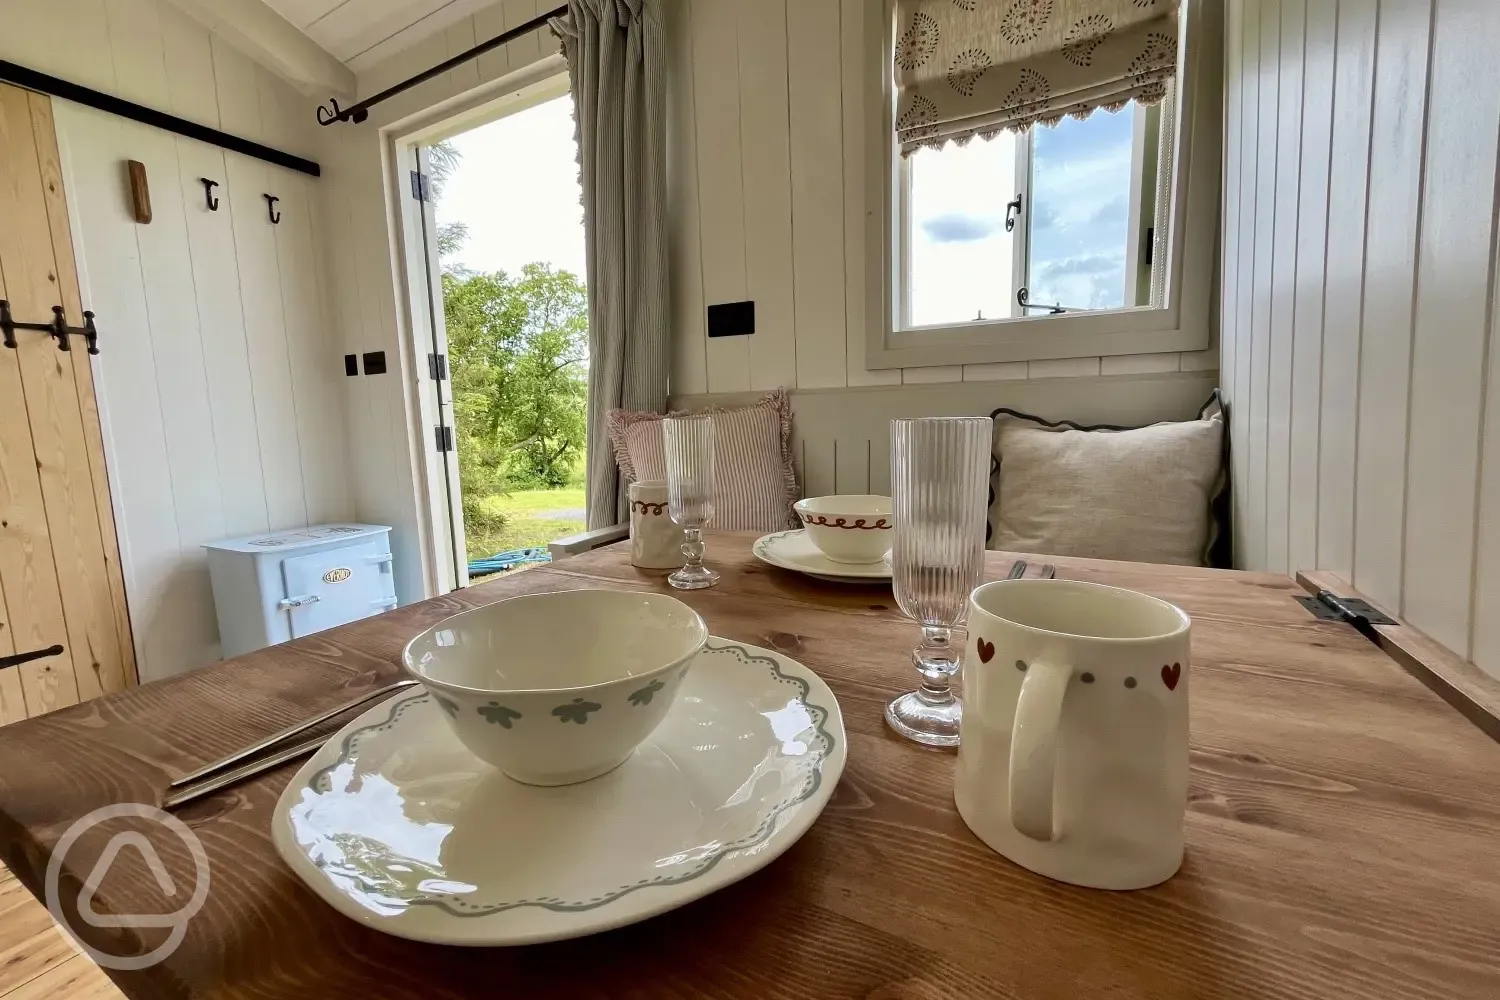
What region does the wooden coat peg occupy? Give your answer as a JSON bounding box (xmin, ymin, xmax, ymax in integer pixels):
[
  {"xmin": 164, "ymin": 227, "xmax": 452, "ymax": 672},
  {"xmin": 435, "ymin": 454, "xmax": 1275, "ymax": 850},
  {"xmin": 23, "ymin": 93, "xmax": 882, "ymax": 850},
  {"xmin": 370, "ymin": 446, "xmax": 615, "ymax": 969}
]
[{"xmin": 126, "ymin": 160, "xmax": 151, "ymax": 224}]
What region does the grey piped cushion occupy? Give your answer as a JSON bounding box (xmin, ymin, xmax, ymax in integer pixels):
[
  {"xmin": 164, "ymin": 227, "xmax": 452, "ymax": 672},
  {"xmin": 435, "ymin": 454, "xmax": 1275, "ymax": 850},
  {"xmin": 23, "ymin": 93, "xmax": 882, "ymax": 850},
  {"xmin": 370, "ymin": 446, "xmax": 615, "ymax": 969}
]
[{"xmin": 987, "ymin": 394, "xmax": 1228, "ymax": 567}]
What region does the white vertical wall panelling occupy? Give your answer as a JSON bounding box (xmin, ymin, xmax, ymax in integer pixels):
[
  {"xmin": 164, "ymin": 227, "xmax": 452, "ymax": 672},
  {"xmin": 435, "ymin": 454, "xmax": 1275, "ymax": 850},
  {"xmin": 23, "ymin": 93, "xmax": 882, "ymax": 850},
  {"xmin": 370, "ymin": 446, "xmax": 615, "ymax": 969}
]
[
  {"xmin": 1403, "ymin": 0, "xmax": 1500, "ymax": 658},
  {"xmin": 1285, "ymin": 0, "xmax": 1335, "ymax": 575},
  {"xmin": 903, "ymin": 366, "xmax": 965, "ymax": 384},
  {"xmin": 472, "ymin": 1, "xmax": 513, "ymax": 82},
  {"xmin": 161, "ymin": 10, "xmax": 274, "ymax": 539},
  {"xmin": 690, "ymin": 0, "xmax": 751, "ymax": 393},
  {"xmin": 802, "ymin": 437, "xmax": 836, "ymax": 499},
  {"xmin": 109, "ymin": 0, "xmax": 228, "ymax": 673},
  {"xmin": 735, "ymin": 0, "xmax": 797, "ymax": 391},
  {"xmin": 1228, "ymin": 0, "xmax": 1258, "ymax": 570},
  {"xmin": 1262, "ymin": 0, "xmax": 1304, "ymax": 575},
  {"xmin": 666, "ymin": 0, "xmax": 708, "ymax": 395},
  {"xmin": 1350, "ymin": 0, "xmax": 1432, "ymax": 611},
  {"xmin": 214, "ymin": 40, "xmax": 310, "ymax": 533},
  {"xmin": 1471, "ymin": 164, "xmax": 1500, "ymax": 673},
  {"xmin": 444, "ymin": 17, "xmax": 482, "ymax": 97},
  {"xmin": 1246, "ymin": 1, "xmax": 1280, "ymax": 572},
  {"xmin": 1315, "ymin": 0, "xmax": 1376, "ymax": 579},
  {"xmin": 260, "ymin": 72, "xmax": 348, "ymax": 526},
  {"xmin": 963, "ymin": 362, "xmax": 1029, "ymax": 381},
  {"xmin": 787, "ymin": 0, "xmax": 849, "ymax": 389},
  {"xmin": 833, "ymin": 438, "xmax": 870, "ymax": 496},
  {"xmin": 843, "ymin": 0, "xmax": 900, "ymax": 389}
]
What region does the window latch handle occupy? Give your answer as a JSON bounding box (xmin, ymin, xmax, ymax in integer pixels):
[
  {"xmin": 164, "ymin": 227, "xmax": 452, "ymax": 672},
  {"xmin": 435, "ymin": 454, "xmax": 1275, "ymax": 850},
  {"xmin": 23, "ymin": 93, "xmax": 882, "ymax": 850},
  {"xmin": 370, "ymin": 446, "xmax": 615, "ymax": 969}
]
[{"xmin": 1005, "ymin": 193, "xmax": 1023, "ymax": 233}]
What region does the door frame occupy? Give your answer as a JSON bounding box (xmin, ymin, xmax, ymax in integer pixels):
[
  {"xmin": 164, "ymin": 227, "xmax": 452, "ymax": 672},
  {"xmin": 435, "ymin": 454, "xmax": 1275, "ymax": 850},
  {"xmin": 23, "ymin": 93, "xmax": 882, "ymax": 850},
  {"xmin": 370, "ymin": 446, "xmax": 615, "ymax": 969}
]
[{"xmin": 380, "ymin": 55, "xmax": 571, "ymax": 596}]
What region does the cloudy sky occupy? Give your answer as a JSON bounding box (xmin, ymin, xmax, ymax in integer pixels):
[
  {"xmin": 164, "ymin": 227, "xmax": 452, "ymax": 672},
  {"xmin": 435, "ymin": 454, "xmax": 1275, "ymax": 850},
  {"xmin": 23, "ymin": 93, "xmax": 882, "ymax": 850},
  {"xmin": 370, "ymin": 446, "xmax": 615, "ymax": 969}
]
[
  {"xmin": 435, "ymin": 94, "xmax": 587, "ymax": 281},
  {"xmin": 908, "ymin": 106, "xmax": 1136, "ymax": 327},
  {"xmin": 434, "ymin": 94, "xmax": 1135, "ymax": 327}
]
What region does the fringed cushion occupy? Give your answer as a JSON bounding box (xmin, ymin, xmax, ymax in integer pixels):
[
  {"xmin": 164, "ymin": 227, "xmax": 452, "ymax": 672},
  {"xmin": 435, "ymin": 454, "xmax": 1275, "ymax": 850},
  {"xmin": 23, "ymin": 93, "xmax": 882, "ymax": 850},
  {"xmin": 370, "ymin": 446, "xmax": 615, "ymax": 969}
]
[{"xmin": 606, "ymin": 390, "xmax": 798, "ymax": 532}]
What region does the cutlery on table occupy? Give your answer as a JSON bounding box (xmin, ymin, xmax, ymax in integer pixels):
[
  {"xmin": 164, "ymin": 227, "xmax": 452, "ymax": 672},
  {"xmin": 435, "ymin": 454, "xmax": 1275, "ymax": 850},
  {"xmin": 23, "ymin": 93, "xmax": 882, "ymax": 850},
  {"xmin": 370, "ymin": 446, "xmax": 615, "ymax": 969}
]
[
  {"xmin": 1040, "ymin": 564, "xmax": 1057, "ymax": 579},
  {"xmin": 164, "ymin": 679, "xmax": 419, "ymax": 810},
  {"xmin": 1008, "ymin": 560, "xmax": 1028, "ymax": 579}
]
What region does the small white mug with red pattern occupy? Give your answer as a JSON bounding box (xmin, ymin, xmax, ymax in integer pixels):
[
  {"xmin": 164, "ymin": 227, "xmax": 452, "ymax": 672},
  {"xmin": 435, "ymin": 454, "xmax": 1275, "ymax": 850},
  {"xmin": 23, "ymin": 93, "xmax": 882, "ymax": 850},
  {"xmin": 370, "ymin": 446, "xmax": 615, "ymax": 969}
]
[
  {"xmin": 629, "ymin": 480, "xmax": 685, "ymax": 570},
  {"xmin": 955, "ymin": 578, "xmax": 1191, "ymax": 890}
]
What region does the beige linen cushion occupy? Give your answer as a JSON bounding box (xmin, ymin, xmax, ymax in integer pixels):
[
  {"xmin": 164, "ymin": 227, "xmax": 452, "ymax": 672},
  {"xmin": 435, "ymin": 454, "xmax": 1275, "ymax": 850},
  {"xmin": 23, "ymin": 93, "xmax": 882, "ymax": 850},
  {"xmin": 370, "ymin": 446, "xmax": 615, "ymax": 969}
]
[
  {"xmin": 988, "ymin": 404, "xmax": 1226, "ymax": 566},
  {"xmin": 606, "ymin": 389, "xmax": 798, "ymax": 533}
]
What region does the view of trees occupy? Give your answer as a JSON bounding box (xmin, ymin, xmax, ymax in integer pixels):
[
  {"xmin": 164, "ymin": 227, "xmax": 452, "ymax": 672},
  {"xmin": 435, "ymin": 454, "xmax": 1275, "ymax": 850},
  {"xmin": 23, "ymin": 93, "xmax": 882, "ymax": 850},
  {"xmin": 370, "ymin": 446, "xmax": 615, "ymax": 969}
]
[{"xmin": 430, "ymin": 139, "xmax": 590, "ymax": 552}]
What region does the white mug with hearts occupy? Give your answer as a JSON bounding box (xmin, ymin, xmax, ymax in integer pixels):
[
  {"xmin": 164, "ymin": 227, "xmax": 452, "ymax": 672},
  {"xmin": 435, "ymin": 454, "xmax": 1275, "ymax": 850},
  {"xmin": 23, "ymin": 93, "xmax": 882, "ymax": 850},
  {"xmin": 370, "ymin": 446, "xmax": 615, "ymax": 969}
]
[{"xmin": 955, "ymin": 578, "xmax": 1191, "ymax": 890}]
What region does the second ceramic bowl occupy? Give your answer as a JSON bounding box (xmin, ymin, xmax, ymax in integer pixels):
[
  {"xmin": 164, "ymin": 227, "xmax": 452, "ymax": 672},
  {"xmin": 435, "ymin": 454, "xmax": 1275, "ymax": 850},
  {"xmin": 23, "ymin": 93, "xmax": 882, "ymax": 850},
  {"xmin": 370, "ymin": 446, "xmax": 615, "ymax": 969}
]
[
  {"xmin": 793, "ymin": 495, "xmax": 895, "ymax": 564},
  {"xmin": 402, "ymin": 590, "xmax": 707, "ymax": 785}
]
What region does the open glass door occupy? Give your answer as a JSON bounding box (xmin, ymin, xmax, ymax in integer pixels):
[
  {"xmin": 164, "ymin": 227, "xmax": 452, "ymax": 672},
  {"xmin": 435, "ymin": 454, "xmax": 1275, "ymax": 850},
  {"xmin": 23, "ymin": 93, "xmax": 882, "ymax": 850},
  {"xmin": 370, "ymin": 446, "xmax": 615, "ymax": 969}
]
[{"xmin": 398, "ymin": 74, "xmax": 589, "ymax": 592}]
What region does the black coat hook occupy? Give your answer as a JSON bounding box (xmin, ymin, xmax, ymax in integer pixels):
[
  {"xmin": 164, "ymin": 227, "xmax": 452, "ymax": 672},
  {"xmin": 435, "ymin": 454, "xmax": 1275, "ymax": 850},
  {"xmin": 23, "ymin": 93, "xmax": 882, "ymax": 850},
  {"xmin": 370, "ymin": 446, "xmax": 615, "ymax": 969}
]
[
  {"xmin": 263, "ymin": 193, "xmax": 280, "ymax": 224},
  {"xmin": 200, "ymin": 178, "xmax": 219, "ymax": 211}
]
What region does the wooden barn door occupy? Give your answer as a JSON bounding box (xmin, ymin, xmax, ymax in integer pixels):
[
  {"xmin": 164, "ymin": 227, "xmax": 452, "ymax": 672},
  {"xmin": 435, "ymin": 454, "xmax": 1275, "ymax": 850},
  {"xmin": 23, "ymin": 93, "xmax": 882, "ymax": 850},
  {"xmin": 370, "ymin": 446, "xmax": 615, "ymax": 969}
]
[{"xmin": 0, "ymin": 83, "xmax": 135, "ymax": 724}]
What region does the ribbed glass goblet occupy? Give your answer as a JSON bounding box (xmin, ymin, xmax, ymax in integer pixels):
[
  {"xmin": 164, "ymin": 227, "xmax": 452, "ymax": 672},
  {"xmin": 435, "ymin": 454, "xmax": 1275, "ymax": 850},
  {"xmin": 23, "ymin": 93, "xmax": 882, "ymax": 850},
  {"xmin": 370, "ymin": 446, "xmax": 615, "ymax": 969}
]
[
  {"xmin": 663, "ymin": 414, "xmax": 720, "ymax": 590},
  {"xmin": 887, "ymin": 416, "xmax": 991, "ymax": 747}
]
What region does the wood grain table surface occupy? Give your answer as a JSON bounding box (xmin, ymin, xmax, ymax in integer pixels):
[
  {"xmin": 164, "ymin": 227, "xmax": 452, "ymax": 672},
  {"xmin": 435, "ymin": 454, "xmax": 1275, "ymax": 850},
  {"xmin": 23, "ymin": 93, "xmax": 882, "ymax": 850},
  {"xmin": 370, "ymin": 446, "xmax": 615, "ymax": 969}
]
[{"xmin": 0, "ymin": 534, "xmax": 1497, "ymax": 999}]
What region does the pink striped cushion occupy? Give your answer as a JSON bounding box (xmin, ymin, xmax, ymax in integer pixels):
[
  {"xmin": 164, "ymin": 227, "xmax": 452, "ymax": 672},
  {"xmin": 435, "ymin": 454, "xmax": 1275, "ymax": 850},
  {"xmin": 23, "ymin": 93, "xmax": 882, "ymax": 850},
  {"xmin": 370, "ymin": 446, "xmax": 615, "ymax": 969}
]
[{"xmin": 607, "ymin": 390, "xmax": 798, "ymax": 532}]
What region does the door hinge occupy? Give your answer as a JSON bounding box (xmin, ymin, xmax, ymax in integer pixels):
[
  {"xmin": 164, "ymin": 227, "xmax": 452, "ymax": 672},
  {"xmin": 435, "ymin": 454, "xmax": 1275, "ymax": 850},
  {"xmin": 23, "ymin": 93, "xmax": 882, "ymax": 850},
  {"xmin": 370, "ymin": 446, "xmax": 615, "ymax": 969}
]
[
  {"xmin": 428, "ymin": 352, "xmax": 447, "ymax": 381},
  {"xmin": 434, "ymin": 425, "xmax": 454, "ymax": 452},
  {"xmin": 410, "ymin": 170, "xmax": 430, "ymax": 202},
  {"xmin": 1295, "ymin": 590, "xmax": 1397, "ymax": 645}
]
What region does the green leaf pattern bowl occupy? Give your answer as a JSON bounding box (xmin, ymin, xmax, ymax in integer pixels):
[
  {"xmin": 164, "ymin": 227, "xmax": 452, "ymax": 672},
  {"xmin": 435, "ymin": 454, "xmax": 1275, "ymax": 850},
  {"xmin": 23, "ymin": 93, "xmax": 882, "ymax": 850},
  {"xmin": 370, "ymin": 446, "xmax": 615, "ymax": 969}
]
[{"xmin": 271, "ymin": 639, "xmax": 846, "ymax": 946}]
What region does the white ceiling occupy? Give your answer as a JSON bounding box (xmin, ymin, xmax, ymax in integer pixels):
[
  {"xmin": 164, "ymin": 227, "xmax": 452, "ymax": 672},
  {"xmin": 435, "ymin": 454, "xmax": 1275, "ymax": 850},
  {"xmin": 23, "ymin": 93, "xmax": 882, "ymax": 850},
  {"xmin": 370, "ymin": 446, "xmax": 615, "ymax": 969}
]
[{"xmin": 261, "ymin": 0, "xmax": 531, "ymax": 73}]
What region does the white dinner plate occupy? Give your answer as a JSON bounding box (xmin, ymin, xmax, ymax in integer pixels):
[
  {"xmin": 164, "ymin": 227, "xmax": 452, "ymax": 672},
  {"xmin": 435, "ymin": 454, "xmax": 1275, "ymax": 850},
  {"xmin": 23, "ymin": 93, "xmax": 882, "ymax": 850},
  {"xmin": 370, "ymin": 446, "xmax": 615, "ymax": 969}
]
[
  {"xmin": 271, "ymin": 639, "xmax": 845, "ymax": 946},
  {"xmin": 752, "ymin": 528, "xmax": 893, "ymax": 583}
]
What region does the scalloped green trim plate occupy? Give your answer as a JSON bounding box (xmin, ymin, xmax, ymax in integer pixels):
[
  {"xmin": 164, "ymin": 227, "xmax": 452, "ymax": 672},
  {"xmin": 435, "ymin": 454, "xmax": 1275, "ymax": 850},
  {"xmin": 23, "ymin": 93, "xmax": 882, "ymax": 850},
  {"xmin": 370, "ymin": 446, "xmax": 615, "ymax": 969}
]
[{"xmin": 271, "ymin": 639, "xmax": 846, "ymax": 946}]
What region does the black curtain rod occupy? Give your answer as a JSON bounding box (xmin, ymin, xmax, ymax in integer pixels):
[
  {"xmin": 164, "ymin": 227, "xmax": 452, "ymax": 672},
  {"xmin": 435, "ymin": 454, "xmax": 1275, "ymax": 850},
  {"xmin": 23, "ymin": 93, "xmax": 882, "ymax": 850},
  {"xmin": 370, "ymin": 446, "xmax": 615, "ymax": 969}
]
[
  {"xmin": 317, "ymin": 4, "xmax": 569, "ymax": 127},
  {"xmin": 0, "ymin": 60, "xmax": 320, "ymax": 177}
]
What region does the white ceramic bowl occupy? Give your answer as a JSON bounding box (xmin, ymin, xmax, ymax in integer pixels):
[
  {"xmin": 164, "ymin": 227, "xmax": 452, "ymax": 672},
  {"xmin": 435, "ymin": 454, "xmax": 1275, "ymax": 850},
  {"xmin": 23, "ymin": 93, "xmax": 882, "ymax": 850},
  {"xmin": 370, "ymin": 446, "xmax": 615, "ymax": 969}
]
[
  {"xmin": 793, "ymin": 495, "xmax": 895, "ymax": 565},
  {"xmin": 402, "ymin": 590, "xmax": 707, "ymax": 786}
]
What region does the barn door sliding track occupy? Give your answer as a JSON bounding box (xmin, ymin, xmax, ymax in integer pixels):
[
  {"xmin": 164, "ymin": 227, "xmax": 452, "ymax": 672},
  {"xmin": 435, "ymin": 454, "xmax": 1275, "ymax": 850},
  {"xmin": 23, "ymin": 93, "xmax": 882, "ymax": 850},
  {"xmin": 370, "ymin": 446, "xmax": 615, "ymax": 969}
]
[{"xmin": 0, "ymin": 59, "xmax": 320, "ymax": 177}]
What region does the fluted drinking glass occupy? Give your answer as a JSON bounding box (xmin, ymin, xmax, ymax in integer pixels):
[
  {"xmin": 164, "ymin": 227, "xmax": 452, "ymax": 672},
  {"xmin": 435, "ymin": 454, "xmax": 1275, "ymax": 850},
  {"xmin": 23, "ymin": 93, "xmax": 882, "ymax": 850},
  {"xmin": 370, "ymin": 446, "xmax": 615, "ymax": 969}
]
[
  {"xmin": 663, "ymin": 414, "xmax": 720, "ymax": 590},
  {"xmin": 887, "ymin": 416, "xmax": 991, "ymax": 747}
]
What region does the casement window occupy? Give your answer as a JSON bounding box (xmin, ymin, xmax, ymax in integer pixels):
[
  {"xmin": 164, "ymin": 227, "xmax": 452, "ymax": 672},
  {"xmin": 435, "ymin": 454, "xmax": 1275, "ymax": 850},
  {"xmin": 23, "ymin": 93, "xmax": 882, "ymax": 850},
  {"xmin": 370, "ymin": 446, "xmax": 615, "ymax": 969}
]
[{"xmin": 867, "ymin": 0, "xmax": 1220, "ymax": 370}]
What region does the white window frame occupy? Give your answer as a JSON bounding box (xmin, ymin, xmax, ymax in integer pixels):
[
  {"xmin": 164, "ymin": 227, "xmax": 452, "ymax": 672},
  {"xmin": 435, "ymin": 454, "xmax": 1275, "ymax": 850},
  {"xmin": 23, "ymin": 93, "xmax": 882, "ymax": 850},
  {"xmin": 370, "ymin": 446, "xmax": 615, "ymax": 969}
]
[
  {"xmin": 897, "ymin": 100, "xmax": 1165, "ymax": 325},
  {"xmin": 864, "ymin": 0, "xmax": 1221, "ymax": 370}
]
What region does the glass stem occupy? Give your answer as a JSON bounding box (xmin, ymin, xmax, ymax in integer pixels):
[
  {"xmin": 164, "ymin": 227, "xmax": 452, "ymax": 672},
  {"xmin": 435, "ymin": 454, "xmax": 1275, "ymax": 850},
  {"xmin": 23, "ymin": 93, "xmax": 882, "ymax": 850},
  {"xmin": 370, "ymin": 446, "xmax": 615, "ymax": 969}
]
[
  {"xmin": 681, "ymin": 526, "xmax": 705, "ymax": 571},
  {"xmin": 912, "ymin": 625, "xmax": 958, "ymax": 705}
]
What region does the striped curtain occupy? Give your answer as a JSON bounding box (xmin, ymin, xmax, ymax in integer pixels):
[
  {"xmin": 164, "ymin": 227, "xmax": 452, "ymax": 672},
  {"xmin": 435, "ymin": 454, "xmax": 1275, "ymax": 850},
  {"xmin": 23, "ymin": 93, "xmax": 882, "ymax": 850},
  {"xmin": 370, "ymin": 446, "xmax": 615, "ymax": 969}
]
[{"xmin": 552, "ymin": 0, "xmax": 671, "ymax": 528}]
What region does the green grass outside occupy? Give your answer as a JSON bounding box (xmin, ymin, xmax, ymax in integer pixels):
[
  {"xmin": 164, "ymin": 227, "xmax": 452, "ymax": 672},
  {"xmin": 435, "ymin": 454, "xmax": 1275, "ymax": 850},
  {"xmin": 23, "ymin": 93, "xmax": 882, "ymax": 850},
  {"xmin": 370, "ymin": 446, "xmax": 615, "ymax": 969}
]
[{"xmin": 465, "ymin": 486, "xmax": 586, "ymax": 562}]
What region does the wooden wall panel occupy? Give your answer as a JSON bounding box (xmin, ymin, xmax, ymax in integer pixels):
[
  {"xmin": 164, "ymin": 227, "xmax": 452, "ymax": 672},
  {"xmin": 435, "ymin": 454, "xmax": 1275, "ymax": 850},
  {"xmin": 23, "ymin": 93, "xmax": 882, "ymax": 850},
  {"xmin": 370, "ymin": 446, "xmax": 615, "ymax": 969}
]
[
  {"xmin": 1227, "ymin": 0, "xmax": 1258, "ymax": 571},
  {"xmin": 1314, "ymin": 0, "xmax": 1376, "ymax": 580},
  {"xmin": 1262, "ymin": 0, "xmax": 1305, "ymax": 575},
  {"xmin": 691, "ymin": 0, "xmax": 751, "ymax": 394},
  {"xmin": 666, "ymin": 0, "xmax": 708, "ymax": 396},
  {"xmin": 1350, "ymin": 0, "xmax": 1431, "ymax": 612},
  {"xmin": 787, "ymin": 0, "xmax": 848, "ymax": 390},
  {"xmin": 1285, "ymin": 0, "xmax": 1335, "ymax": 576},
  {"xmin": 1245, "ymin": 0, "xmax": 1280, "ymax": 571},
  {"xmin": 736, "ymin": 0, "xmax": 797, "ymax": 391},
  {"xmin": 1402, "ymin": 0, "xmax": 1500, "ymax": 658},
  {"xmin": 1224, "ymin": 0, "xmax": 1500, "ymax": 680},
  {"xmin": 3, "ymin": 0, "xmax": 354, "ymax": 683}
]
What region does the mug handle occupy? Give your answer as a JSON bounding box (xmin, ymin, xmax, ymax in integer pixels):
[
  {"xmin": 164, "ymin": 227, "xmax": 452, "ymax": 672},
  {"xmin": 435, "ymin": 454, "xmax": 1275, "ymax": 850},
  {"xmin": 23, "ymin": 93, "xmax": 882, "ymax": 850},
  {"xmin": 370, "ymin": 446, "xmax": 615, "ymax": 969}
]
[{"xmin": 1008, "ymin": 660, "xmax": 1073, "ymax": 841}]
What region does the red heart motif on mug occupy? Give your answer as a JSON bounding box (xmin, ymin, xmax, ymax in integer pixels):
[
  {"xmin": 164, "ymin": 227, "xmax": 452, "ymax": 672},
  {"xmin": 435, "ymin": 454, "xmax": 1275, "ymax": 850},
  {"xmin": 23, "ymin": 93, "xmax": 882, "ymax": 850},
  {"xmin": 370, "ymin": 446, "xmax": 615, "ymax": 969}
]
[
  {"xmin": 977, "ymin": 638, "xmax": 995, "ymax": 663},
  {"xmin": 1161, "ymin": 662, "xmax": 1182, "ymax": 691}
]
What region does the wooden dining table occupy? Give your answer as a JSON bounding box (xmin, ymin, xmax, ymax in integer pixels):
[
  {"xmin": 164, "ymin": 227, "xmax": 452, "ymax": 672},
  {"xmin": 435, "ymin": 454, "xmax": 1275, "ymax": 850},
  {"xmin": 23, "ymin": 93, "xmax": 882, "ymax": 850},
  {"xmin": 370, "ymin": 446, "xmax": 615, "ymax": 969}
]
[{"xmin": 0, "ymin": 533, "xmax": 1497, "ymax": 999}]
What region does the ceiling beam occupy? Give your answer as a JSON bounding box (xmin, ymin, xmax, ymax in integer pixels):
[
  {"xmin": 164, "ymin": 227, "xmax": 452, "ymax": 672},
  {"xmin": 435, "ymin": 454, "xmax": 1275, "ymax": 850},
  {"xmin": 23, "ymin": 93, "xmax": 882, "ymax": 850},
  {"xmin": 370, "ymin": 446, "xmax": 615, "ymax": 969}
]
[{"xmin": 161, "ymin": 0, "xmax": 354, "ymax": 98}]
